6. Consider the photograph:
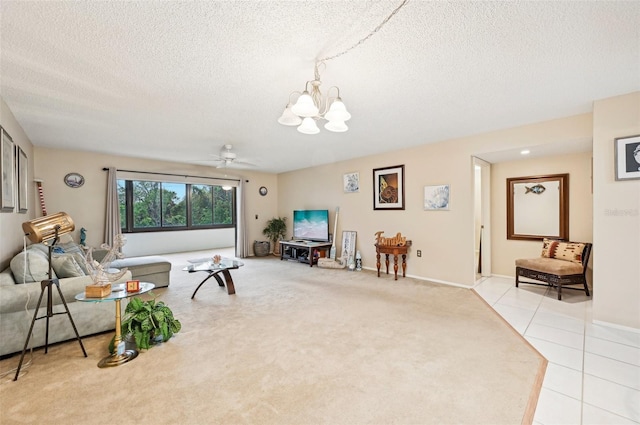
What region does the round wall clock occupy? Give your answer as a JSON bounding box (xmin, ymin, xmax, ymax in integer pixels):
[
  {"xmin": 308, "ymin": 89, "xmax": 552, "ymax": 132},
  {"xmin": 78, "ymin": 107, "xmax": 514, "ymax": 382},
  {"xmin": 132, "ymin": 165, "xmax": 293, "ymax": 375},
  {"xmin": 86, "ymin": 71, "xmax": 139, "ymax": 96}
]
[
  {"xmin": 259, "ymin": 186, "xmax": 268, "ymax": 196},
  {"xmin": 64, "ymin": 172, "xmax": 85, "ymax": 188}
]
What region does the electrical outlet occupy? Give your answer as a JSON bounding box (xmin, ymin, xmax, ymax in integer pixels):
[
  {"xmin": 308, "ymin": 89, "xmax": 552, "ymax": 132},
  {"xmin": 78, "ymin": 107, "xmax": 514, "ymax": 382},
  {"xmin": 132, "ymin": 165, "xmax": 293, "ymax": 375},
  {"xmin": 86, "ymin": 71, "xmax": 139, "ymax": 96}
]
[{"xmin": 417, "ymin": 250, "xmax": 422, "ymax": 257}]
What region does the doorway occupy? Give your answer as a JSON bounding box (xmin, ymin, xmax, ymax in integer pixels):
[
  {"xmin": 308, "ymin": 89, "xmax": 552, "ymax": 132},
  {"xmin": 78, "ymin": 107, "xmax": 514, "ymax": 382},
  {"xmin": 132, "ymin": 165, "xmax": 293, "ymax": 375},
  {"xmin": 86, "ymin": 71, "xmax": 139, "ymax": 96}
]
[{"xmin": 473, "ymin": 157, "xmax": 491, "ymax": 281}]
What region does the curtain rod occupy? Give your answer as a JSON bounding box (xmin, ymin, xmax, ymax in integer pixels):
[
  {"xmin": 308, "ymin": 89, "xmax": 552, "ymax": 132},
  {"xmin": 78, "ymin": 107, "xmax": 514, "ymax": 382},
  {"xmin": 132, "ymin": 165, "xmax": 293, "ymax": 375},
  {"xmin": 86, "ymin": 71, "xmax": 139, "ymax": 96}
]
[{"xmin": 102, "ymin": 168, "xmax": 245, "ymax": 183}]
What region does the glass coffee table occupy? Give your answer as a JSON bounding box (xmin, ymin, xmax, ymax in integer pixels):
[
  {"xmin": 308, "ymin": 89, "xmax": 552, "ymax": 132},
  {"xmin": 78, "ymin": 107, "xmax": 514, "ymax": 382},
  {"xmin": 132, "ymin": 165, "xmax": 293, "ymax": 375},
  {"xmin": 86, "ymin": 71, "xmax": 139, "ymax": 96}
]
[
  {"xmin": 183, "ymin": 258, "xmax": 244, "ymax": 298},
  {"xmin": 75, "ymin": 282, "xmax": 154, "ymax": 368}
]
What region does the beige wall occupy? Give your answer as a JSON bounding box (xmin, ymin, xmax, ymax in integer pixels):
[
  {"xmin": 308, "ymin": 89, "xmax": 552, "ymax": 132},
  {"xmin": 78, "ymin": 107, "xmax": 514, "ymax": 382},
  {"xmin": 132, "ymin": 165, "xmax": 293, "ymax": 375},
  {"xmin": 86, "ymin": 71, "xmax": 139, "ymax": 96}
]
[
  {"xmin": 491, "ymin": 152, "xmax": 593, "ymax": 276},
  {"xmin": 32, "ymin": 147, "xmax": 279, "ymax": 250},
  {"xmin": 592, "ymin": 92, "xmax": 640, "ymax": 330},
  {"xmin": 279, "ymin": 114, "xmax": 593, "ymax": 287},
  {"xmin": 0, "ymin": 99, "xmax": 36, "ymax": 270},
  {"xmin": 0, "ymin": 143, "xmax": 278, "ymax": 262}
]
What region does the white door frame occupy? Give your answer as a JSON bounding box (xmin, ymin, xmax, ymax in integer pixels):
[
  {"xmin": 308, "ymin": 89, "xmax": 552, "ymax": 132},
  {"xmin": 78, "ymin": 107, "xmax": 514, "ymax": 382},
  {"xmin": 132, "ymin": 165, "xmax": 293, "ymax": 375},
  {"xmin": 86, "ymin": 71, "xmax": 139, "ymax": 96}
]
[{"xmin": 473, "ymin": 157, "xmax": 492, "ymax": 278}]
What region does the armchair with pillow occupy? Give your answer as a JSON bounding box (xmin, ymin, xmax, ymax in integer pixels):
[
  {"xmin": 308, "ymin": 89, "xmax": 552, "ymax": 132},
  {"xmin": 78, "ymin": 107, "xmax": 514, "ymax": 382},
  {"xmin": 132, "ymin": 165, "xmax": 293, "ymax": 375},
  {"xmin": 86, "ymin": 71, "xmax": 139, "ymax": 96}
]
[{"xmin": 515, "ymin": 238, "xmax": 592, "ymax": 300}]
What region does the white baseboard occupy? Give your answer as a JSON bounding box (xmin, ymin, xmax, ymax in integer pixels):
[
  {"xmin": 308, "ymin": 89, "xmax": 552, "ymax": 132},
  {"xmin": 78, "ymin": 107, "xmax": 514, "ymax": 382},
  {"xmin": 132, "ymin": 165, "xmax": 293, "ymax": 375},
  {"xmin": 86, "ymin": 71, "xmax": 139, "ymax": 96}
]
[
  {"xmin": 360, "ymin": 266, "xmax": 471, "ymax": 288},
  {"xmin": 592, "ymin": 320, "xmax": 640, "ymax": 334}
]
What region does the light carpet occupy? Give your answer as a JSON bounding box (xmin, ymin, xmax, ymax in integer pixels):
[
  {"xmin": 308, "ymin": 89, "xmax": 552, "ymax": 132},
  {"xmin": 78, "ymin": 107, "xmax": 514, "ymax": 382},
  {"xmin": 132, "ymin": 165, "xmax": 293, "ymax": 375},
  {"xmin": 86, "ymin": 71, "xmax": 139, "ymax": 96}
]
[{"xmin": 0, "ymin": 252, "xmax": 545, "ymax": 425}]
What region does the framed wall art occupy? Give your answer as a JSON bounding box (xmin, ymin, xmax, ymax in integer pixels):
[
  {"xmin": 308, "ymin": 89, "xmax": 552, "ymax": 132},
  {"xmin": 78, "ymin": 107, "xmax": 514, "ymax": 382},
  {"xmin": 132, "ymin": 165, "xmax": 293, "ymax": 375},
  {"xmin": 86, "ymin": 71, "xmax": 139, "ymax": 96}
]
[
  {"xmin": 424, "ymin": 184, "xmax": 450, "ymax": 210},
  {"xmin": 373, "ymin": 164, "xmax": 404, "ymax": 210},
  {"xmin": 1, "ymin": 128, "xmax": 15, "ymax": 212},
  {"xmin": 343, "ymin": 171, "xmax": 359, "ymax": 193},
  {"xmin": 17, "ymin": 146, "xmax": 28, "ymax": 213},
  {"xmin": 614, "ymin": 134, "xmax": 640, "ymax": 181},
  {"xmin": 64, "ymin": 172, "xmax": 85, "ymax": 188}
]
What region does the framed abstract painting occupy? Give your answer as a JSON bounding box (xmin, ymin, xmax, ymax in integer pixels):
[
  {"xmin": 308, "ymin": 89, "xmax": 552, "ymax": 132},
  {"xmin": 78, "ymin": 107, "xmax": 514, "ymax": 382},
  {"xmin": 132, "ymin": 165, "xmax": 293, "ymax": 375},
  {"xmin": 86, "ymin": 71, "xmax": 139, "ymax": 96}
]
[{"xmin": 373, "ymin": 165, "xmax": 404, "ymax": 210}]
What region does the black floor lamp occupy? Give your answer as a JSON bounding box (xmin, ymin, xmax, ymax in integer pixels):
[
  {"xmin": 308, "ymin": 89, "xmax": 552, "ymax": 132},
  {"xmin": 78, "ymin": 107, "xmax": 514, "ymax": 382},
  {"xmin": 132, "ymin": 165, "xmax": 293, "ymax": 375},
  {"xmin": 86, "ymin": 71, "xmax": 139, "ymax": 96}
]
[{"xmin": 13, "ymin": 212, "xmax": 87, "ymax": 381}]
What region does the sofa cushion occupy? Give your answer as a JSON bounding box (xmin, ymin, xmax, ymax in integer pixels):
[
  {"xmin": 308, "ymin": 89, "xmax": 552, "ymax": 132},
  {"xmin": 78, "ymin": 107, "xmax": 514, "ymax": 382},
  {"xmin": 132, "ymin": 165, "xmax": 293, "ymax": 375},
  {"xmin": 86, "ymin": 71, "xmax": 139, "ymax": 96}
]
[
  {"xmin": 110, "ymin": 256, "xmax": 171, "ymax": 275},
  {"xmin": 0, "ymin": 268, "xmax": 16, "ymax": 286},
  {"xmin": 10, "ymin": 249, "xmax": 57, "ymax": 284},
  {"xmin": 541, "ymin": 239, "xmax": 586, "ymax": 265},
  {"xmin": 516, "ymin": 257, "xmax": 584, "ymax": 275},
  {"xmin": 51, "ymin": 254, "xmax": 86, "ymax": 278}
]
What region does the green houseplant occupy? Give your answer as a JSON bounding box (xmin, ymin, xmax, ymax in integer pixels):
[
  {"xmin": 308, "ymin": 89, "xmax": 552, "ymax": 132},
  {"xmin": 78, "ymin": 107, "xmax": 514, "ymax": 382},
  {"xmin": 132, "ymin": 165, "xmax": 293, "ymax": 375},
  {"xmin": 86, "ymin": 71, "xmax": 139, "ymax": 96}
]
[
  {"xmin": 111, "ymin": 297, "xmax": 182, "ymax": 352},
  {"xmin": 262, "ymin": 216, "xmax": 287, "ymax": 255}
]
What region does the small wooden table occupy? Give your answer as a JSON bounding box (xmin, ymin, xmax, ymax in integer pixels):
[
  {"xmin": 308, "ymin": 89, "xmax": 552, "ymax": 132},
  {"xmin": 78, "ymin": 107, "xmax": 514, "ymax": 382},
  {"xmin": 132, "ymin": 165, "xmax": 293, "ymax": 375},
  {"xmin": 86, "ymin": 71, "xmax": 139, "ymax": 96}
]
[{"xmin": 376, "ymin": 241, "xmax": 412, "ymax": 280}]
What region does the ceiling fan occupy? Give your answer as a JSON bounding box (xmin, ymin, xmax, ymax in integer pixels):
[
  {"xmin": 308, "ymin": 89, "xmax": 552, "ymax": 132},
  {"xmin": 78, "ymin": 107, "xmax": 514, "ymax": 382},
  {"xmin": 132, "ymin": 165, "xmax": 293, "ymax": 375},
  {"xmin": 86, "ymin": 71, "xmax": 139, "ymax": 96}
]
[{"xmin": 200, "ymin": 144, "xmax": 255, "ymax": 168}]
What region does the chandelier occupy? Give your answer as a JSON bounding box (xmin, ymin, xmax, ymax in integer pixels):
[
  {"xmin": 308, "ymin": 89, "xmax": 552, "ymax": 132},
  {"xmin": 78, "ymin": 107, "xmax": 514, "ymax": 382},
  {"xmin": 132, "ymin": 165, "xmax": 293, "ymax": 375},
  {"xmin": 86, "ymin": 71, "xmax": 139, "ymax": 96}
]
[
  {"xmin": 278, "ymin": 61, "xmax": 351, "ymax": 134},
  {"xmin": 278, "ymin": 0, "xmax": 409, "ymax": 135}
]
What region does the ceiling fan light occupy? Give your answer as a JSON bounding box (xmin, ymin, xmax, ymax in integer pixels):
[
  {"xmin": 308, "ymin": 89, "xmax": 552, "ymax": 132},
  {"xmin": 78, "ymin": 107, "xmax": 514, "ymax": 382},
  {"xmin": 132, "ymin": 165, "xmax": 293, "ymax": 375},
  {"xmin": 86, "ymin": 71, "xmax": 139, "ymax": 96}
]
[
  {"xmin": 277, "ymin": 103, "xmax": 302, "ymax": 126},
  {"xmin": 291, "ymin": 91, "xmax": 319, "ymax": 117},
  {"xmin": 297, "ymin": 117, "xmax": 320, "ymax": 135},
  {"xmin": 324, "ymin": 120, "xmax": 348, "ymax": 133},
  {"xmin": 324, "ymin": 98, "xmax": 351, "ymax": 122}
]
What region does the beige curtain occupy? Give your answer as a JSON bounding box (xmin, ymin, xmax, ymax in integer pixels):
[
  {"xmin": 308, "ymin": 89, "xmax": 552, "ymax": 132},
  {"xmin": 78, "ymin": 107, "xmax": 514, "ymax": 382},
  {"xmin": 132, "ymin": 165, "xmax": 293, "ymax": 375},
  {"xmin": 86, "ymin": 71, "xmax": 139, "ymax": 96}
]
[
  {"xmin": 235, "ymin": 179, "xmax": 249, "ymax": 258},
  {"xmin": 104, "ymin": 167, "xmax": 121, "ymax": 247}
]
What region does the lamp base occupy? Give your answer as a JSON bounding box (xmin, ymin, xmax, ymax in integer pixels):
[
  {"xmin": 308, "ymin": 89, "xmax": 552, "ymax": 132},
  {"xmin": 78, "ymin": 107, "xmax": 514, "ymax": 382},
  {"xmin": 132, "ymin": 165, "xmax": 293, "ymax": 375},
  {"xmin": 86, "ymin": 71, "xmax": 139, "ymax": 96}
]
[{"xmin": 98, "ymin": 349, "xmax": 138, "ymax": 368}]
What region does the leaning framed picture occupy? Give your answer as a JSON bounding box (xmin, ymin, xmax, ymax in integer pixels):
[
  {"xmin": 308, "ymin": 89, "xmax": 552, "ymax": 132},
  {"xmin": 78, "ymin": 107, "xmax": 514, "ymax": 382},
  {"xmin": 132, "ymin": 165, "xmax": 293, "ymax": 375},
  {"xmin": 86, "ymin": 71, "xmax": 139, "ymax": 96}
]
[
  {"xmin": 373, "ymin": 164, "xmax": 405, "ymax": 210},
  {"xmin": 424, "ymin": 184, "xmax": 450, "ymax": 210},
  {"xmin": 17, "ymin": 146, "xmax": 28, "ymax": 213},
  {"xmin": 341, "ymin": 230, "xmax": 357, "ymax": 261},
  {"xmin": 1, "ymin": 128, "xmax": 15, "ymax": 212},
  {"xmin": 615, "ymin": 134, "xmax": 640, "ymax": 181}
]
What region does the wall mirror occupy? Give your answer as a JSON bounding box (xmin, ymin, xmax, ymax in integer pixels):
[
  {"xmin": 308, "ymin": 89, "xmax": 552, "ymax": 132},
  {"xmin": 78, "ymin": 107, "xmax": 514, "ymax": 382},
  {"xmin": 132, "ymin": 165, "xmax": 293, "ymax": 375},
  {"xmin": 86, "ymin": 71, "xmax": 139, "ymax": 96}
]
[{"xmin": 507, "ymin": 173, "xmax": 569, "ymax": 241}]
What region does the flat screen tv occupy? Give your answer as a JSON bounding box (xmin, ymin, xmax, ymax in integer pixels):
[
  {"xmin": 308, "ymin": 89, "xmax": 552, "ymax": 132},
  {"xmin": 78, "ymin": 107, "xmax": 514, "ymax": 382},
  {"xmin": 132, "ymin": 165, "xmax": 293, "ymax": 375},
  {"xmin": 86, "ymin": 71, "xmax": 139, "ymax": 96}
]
[{"xmin": 293, "ymin": 209, "xmax": 330, "ymax": 242}]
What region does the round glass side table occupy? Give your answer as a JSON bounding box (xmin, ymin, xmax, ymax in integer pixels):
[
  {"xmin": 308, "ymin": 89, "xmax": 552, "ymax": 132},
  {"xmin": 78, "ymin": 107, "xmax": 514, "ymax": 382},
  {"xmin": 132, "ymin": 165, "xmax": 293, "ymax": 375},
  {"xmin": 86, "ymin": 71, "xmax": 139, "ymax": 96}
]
[{"xmin": 75, "ymin": 282, "xmax": 154, "ymax": 368}]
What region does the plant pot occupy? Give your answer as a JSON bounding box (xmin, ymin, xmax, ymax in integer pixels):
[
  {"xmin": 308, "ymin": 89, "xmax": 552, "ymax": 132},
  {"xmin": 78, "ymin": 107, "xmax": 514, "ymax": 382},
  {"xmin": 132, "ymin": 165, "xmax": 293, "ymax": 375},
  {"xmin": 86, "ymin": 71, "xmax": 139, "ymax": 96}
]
[{"xmin": 253, "ymin": 240, "xmax": 270, "ymax": 257}]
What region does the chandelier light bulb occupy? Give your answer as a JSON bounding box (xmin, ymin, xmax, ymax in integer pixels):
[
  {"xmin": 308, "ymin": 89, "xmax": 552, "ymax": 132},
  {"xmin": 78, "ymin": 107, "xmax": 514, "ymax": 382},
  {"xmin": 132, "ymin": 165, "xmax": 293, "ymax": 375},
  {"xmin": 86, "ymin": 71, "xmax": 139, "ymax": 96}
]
[
  {"xmin": 324, "ymin": 120, "xmax": 348, "ymax": 133},
  {"xmin": 278, "ymin": 103, "xmax": 302, "ymax": 126},
  {"xmin": 324, "ymin": 98, "xmax": 351, "ymax": 122},
  {"xmin": 297, "ymin": 117, "xmax": 320, "ymax": 134},
  {"xmin": 291, "ymin": 91, "xmax": 319, "ymax": 117}
]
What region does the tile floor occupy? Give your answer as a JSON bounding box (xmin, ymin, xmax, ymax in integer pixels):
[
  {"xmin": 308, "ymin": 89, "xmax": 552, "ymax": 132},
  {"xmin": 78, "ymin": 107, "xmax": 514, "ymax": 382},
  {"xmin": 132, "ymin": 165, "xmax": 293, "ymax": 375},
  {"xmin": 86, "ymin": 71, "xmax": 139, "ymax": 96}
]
[{"xmin": 474, "ymin": 276, "xmax": 640, "ymax": 425}]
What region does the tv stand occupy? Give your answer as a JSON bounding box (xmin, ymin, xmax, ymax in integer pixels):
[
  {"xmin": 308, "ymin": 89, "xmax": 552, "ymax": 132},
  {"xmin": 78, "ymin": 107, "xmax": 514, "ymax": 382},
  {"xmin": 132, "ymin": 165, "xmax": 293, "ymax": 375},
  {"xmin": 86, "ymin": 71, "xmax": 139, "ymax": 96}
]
[{"xmin": 279, "ymin": 240, "xmax": 332, "ymax": 267}]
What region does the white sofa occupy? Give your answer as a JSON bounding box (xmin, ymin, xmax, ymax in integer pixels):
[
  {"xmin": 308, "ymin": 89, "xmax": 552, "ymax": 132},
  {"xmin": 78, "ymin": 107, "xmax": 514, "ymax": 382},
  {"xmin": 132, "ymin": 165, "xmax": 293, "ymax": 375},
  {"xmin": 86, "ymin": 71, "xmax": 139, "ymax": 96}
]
[{"xmin": 0, "ymin": 237, "xmax": 171, "ymax": 357}]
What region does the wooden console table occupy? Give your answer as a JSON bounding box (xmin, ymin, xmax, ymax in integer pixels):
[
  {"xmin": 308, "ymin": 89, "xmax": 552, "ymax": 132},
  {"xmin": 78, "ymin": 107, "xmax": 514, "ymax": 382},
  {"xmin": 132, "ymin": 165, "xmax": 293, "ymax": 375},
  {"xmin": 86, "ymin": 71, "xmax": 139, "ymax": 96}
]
[{"xmin": 375, "ymin": 241, "xmax": 412, "ymax": 280}]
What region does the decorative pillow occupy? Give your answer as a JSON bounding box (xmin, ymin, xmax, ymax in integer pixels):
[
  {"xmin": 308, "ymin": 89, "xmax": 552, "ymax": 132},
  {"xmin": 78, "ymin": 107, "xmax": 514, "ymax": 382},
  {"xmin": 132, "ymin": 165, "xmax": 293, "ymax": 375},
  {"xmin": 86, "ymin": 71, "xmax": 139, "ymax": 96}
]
[
  {"xmin": 56, "ymin": 240, "xmax": 84, "ymax": 255},
  {"xmin": 53, "ymin": 251, "xmax": 89, "ymax": 274},
  {"xmin": 70, "ymin": 252, "xmax": 90, "ymax": 274},
  {"xmin": 51, "ymin": 254, "xmax": 86, "ymax": 278},
  {"xmin": 541, "ymin": 238, "xmax": 585, "ymax": 265},
  {"xmin": 27, "ymin": 243, "xmax": 49, "ymax": 255},
  {"xmin": 10, "ymin": 250, "xmax": 57, "ymax": 284}
]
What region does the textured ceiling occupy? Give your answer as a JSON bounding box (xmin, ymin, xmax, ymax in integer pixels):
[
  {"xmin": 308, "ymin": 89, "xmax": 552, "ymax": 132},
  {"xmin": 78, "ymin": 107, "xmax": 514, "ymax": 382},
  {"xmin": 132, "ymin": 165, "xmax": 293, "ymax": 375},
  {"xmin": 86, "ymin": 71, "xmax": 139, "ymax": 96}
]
[{"xmin": 1, "ymin": 1, "xmax": 639, "ymax": 173}]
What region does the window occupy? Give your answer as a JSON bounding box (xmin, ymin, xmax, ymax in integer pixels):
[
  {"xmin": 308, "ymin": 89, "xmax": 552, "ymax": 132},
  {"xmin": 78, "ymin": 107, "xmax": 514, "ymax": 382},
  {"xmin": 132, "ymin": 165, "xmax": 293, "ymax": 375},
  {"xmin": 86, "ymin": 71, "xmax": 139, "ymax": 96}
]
[{"xmin": 118, "ymin": 179, "xmax": 235, "ymax": 232}]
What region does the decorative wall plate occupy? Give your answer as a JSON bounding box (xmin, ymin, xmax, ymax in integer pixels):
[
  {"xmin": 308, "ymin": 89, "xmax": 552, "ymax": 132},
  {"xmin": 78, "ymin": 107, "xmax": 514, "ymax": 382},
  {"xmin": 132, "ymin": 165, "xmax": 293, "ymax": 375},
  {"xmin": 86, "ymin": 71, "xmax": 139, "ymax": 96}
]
[
  {"xmin": 64, "ymin": 172, "xmax": 85, "ymax": 188},
  {"xmin": 259, "ymin": 186, "xmax": 268, "ymax": 196}
]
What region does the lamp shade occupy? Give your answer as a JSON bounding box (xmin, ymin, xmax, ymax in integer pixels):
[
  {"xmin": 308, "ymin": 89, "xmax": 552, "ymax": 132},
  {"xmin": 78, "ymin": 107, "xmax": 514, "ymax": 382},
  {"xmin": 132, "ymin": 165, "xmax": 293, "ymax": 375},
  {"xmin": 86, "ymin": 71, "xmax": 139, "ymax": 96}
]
[
  {"xmin": 291, "ymin": 91, "xmax": 319, "ymax": 117},
  {"xmin": 277, "ymin": 104, "xmax": 303, "ymax": 126},
  {"xmin": 324, "ymin": 120, "xmax": 349, "ymax": 133},
  {"xmin": 22, "ymin": 212, "xmax": 75, "ymax": 243},
  {"xmin": 297, "ymin": 117, "xmax": 320, "ymax": 135},
  {"xmin": 324, "ymin": 98, "xmax": 351, "ymax": 122}
]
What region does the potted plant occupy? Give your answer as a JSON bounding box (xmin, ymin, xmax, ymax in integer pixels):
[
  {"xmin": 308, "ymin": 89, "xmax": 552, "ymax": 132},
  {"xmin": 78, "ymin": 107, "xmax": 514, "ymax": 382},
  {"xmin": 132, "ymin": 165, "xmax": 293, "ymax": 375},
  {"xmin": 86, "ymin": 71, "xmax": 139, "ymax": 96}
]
[
  {"xmin": 111, "ymin": 297, "xmax": 182, "ymax": 352},
  {"xmin": 262, "ymin": 216, "xmax": 287, "ymax": 255}
]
